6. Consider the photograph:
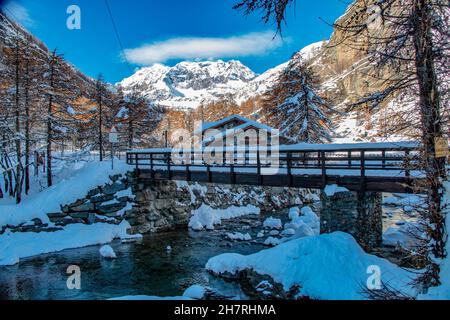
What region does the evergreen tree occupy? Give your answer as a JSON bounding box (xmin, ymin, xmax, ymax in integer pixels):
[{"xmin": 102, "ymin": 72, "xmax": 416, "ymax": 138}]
[{"xmin": 263, "ymin": 61, "xmax": 333, "ymax": 143}]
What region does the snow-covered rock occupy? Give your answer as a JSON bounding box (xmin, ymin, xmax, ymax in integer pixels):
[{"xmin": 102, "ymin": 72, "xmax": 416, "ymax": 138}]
[
  {"xmin": 288, "ymin": 207, "xmax": 300, "ymax": 220},
  {"xmin": 263, "ymin": 217, "xmax": 282, "ymax": 230},
  {"xmin": 182, "ymin": 285, "xmax": 206, "ymax": 299},
  {"xmin": 284, "ymin": 206, "xmax": 320, "ymax": 239},
  {"xmin": 263, "ymin": 237, "xmax": 281, "ymax": 247},
  {"xmin": 206, "ymin": 232, "xmax": 416, "ymax": 300},
  {"xmin": 227, "ymin": 232, "xmax": 252, "ymax": 241},
  {"xmin": 188, "ymin": 204, "xmax": 260, "ymax": 231},
  {"xmin": 281, "ymin": 228, "xmax": 296, "ymax": 237},
  {"xmin": 99, "ymin": 245, "xmax": 117, "ymax": 259},
  {"xmin": 324, "ymin": 184, "xmax": 349, "ymax": 197}
]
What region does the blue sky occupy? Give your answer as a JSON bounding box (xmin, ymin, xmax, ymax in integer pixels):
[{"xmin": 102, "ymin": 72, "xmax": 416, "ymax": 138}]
[{"xmin": 3, "ymin": 0, "xmax": 348, "ymax": 83}]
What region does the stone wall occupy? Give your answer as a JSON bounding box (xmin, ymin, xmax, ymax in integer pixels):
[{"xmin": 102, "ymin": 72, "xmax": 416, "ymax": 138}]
[
  {"xmin": 125, "ymin": 174, "xmax": 319, "ymax": 235},
  {"xmin": 0, "ymin": 173, "xmax": 133, "ymax": 235},
  {"xmin": 320, "ymin": 190, "xmax": 382, "ymax": 251},
  {"xmin": 1, "ymin": 171, "xmax": 319, "ymax": 236}
]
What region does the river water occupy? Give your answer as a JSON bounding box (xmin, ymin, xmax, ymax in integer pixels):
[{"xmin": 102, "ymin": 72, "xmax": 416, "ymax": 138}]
[
  {"xmin": 0, "ymin": 215, "xmax": 268, "ymax": 300},
  {"xmin": 0, "ymin": 197, "xmax": 416, "ymax": 300}
]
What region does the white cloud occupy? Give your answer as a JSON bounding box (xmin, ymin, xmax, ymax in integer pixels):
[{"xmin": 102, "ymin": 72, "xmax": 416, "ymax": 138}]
[
  {"xmin": 124, "ymin": 31, "xmax": 283, "ymax": 65},
  {"xmin": 3, "ymin": 1, "xmax": 33, "ymax": 26}
]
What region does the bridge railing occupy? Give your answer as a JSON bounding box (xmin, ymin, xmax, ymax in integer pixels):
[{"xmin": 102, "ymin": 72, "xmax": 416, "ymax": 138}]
[{"xmin": 126, "ymin": 143, "xmax": 424, "ymax": 180}]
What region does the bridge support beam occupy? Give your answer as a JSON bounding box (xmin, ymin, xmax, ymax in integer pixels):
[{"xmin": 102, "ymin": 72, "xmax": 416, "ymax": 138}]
[{"xmin": 320, "ymin": 190, "xmax": 382, "ymax": 251}]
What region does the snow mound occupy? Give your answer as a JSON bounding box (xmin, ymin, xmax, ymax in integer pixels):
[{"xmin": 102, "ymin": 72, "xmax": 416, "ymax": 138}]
[
  {"xmin": 263, "ymin": 237, "xmax": 281, "ymax": 246},
  {"xmin": 263, "ymin": 217, "xmax": 282, "ymax": 230},
  {"xmin": 183, "ymin": 285, "xmax": 206, "ymax": 299},
  {"xmin": 324, "ymin": 184, "xmax": 349, "ymax": 197},
  {"xmin": 206, "ymin": 232, "xmax": 416, "ymax": 300},
  {"xmin": 281, "ymin": 228, "xmax": 296, "ymax": 237},
  {"xmin": 188, "ymin": 204, "xmax": 260, "ymax": 231},
  {"xmin": 227, "ymin": 232, "xmax": 252, "ymax": 241},
  {"xmin": 283, "ymin": 206, "xmax": 320, "ymax": 239},
  {"xmin": 100, "ymin": 245, "xmax": 117, "ymax": 259},
  {"xmin": 288, "ymin": 207, "xmax": 300, "ymax": 220}
]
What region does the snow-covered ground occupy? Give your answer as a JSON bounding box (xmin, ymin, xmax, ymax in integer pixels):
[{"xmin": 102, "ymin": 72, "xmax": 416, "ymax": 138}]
[
  {"xmin": 0, "ymin": 220, "xmax": 141, "ymax": 266},
  {"xmin": 0, "ymin": 156, "xmax": 138, "ymax": 266},
  {"xmin": 0, "ymin": 156, "xmax": 132, "ymax": 228},
  {"xmin": 206, "ymin": 232, "xmax": 417, "ymax": 300},
  {"xmin": 419, "ymin": 179, "xmax": 450, "ymax": 300}
]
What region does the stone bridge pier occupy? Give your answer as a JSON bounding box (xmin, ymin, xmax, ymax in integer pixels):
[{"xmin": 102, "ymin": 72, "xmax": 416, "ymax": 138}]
[{"xmin": 320, "ymin": 190, "xmax": 383, "ymax": 251}]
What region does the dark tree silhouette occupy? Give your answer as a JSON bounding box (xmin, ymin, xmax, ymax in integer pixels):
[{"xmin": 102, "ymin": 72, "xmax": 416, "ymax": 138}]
[{"xmin": 233, "ymin": 0, "xmax": 295, "ymax": 32}]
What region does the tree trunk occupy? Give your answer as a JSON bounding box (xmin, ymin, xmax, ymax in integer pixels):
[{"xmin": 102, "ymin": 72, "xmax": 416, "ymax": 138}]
[
  {"xmin": 14, "ymin": 40, "xmax": 22, "ymax": 204},
  {"xmin": 47, "ymin": 53, "xmax": 56, "ymax": 188},
  {"xmin": 97, "ymin": 80, "xmax": 104, "ymax": 161},
  {"xmin": 24, "ymin": 58, "xmax": 30, "ymax": 194},
  {"xmin": 413, "ymin": 0, "xmax": 447, "ymax": 288},
  {"xmin": 128, "ymin": 117, "xmax": 133, "ymax": 149}
]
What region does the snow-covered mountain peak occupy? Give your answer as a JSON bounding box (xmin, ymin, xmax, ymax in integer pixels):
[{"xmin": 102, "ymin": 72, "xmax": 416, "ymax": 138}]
[
  {"xmin": 117, "ymin": 42, "xmax": 326, "ymax": 109},
  {"xmin": 117, "ymin": 59, "xmax": 258, "ymax": 109}
]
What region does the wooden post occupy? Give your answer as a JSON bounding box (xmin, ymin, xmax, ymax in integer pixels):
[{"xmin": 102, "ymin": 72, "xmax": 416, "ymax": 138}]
[
  {"xmin": 150, "ymin": 153, "xmax": 155, "ymax": 179},
  {"xmin": 287, "ymin": 151, "xmax": 293, "ymax": 187},
  {"xmin": 207, "ymin": 164, "xmax": 212, "ymax": 183},
  {"xmin": 230, "ymin": 150, "xmax": 236, "ymax": 184},
  {"xmin": 135, "ymin": 153, "xmax": 139, "ymax": 171},
  {"xmin": 317, "ymin": 151, "xmax": 321, "ymax": 169},
  {"xmin": 257, "ymin": 148, "xmax": 262, "ymax": 185},
  {"xmin": 321, "ymin": 151, "xmax": 327, "ymax": 187},
  {"xmin": 360, "ymin": 150, "xmax": 366, "ymax": 191},
  {"xmin": 186, "ymin": 151, "xmax": 191, "ymax": 181},
  {"xmin": 405, "ymin": 150, "xmax": 410, "ymax": 178},
  {"xmin": 167, "ymin": 153, "xmax": 172, "ymax": 180},
  {"xmin": 348, "ymin": 151, "xmax": 352, "ymax": 168}
]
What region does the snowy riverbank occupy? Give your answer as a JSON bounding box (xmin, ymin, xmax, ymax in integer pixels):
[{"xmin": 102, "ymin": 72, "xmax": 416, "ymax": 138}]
[{"xmin": 0, "ymin": 159, "xmax": 133, "ymax": 228}]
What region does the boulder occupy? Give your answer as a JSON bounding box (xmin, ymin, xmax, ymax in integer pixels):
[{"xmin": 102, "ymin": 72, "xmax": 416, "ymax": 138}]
[
  {"xmin": 90, "ymin": 194, "xmax": 114, "ymax": 203},
  {"xmin": 47, "ymin": 212, "xmax": 68, "ymax": 219},
  {"xmin": 102, "ymin": 182, "xmax": 126, "ymax": 195},
  {"xmin": 69, "ymin": 202, "xmax": 94, "ymax": 212},
  {"xmin": 69, "ymin": 212, "xmax": 91, "ymax": 219},
  {"xmin": 96, "ymin": 202, "xmax": 127, "ymax": 215}
]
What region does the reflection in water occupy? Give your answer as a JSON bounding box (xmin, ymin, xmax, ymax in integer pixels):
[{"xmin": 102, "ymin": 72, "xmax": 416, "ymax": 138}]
[{"xmin": 0, "ymin": 219, "xmax": 266, "ymax": 300}]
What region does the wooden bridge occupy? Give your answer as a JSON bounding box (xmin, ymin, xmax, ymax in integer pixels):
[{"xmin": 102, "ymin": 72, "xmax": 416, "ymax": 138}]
[{"xmin": 126, "ymin": 142, "xmax": 427, "ymax": 194}]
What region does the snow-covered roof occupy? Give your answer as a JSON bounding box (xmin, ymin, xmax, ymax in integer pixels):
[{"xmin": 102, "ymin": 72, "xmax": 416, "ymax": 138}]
[{"xmin": 194, "ymin": 115, "xmax": 275, "ymax": 134}]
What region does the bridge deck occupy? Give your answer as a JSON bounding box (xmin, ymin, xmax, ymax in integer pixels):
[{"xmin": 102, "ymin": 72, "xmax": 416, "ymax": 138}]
[{"xmin": 127, "ymin": 143, "xmax": 428, "ymax": 194}]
